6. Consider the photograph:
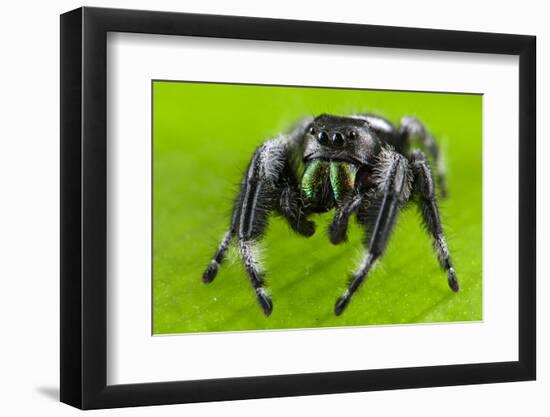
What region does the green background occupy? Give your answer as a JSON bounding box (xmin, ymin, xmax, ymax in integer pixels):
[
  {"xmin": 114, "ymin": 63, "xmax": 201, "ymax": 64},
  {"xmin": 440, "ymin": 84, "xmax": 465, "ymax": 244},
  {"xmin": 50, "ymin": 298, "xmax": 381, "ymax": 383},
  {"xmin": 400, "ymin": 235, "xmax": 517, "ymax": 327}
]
[{"xmin": 153, "ymin": 81, "xmax": 482, "ymax": 334}]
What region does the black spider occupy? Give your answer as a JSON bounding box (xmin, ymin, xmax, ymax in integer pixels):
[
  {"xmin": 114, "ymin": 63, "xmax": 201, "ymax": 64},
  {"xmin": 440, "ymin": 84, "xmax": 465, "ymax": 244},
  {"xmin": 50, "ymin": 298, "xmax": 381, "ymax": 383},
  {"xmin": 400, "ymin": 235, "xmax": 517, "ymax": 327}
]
[{"xmin": 202, "ymin": 113, "xmax": 459, "ymax": 316}]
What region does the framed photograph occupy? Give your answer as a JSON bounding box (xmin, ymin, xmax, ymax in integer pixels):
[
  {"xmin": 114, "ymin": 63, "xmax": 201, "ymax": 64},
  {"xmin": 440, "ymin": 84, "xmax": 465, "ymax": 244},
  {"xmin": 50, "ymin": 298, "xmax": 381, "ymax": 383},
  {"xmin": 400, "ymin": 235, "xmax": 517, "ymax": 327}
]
[{"xmin": 60, "ymin": 6, "xmax": 536, "ymax": 409}]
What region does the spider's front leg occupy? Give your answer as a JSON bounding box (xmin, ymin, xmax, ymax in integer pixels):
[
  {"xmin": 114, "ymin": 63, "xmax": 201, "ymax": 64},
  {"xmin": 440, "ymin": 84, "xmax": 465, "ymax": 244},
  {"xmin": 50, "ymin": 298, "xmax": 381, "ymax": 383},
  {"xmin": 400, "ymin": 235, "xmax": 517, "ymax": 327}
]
[
  {"xmin": 410, "ymin": 150, "xmax": 459, "ymax": 292},
  {"xmin": 334, "ymin": 149, "xmax": 411, "ymax": 315},
  {"xmin": 278, "ymin": 182, "xmax": 316, "ymax": 237},
  {"xmin": 202, "ymin": 119, "xmax": 314, "ymax": 316},
  {"xmin": 328, "ymin": 192, "xmax": 365, "ymax": 245}
]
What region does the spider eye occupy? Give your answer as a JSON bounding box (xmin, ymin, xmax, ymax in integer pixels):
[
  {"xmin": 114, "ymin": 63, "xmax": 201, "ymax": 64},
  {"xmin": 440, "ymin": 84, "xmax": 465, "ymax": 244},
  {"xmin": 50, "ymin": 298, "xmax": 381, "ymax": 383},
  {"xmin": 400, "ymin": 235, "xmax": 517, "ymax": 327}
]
[
  {"xmin": 317, "ymin": 131, "xmax": 330, "ymax": 145},
  {"xmin": 332, "ymin": 132, "xmax": 345, "ymax": 147},
  {"xmin": 308, "ymin": 126, "xmax": 315, "ymax": 135},
  {"xmin": 348, "ymin": 131, "xmax": 357, "ymax": 140}
]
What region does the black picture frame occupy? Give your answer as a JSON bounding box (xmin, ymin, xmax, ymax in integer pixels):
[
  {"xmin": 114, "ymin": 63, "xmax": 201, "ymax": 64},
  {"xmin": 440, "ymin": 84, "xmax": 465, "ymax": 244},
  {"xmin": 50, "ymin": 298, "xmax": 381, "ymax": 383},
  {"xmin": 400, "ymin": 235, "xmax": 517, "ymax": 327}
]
[{"xmin": 60, "ymin": 6, "xmax": 536, "ymax": 410}]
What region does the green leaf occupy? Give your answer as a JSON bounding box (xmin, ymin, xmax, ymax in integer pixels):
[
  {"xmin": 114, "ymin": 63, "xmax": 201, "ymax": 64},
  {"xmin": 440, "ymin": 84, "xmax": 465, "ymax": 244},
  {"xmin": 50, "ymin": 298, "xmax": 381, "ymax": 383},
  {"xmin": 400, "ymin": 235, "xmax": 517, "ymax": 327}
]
[{"xmin": 153, "ymin": 82, "xmax": 482, "ymax": 334}]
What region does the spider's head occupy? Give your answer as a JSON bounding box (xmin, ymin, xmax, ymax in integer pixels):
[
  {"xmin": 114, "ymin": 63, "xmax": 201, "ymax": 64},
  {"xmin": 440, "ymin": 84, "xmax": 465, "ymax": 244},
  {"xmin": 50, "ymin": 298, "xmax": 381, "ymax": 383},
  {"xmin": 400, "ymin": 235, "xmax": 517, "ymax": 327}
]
[{"xmin": 303, "ymin": 114, "xmax": 381, "ymax": 165}]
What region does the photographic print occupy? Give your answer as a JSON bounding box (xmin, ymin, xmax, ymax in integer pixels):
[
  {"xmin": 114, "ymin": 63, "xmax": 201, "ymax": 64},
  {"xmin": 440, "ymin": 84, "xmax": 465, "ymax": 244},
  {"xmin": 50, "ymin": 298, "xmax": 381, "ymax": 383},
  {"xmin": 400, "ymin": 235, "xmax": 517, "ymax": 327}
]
[
  {"xmin": 152, "ymin": 81, "xmax": 482, "ymax": 334},
  {"xmin": 61, "ymin": 8, "xmax": 535, "ymax": 407}
]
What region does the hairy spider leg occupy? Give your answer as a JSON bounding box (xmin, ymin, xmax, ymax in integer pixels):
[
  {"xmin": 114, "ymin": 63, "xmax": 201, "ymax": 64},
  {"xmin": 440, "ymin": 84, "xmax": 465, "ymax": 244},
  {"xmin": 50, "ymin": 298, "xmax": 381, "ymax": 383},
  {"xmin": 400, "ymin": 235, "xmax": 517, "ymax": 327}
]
[
  {"xmin": 230, "ymin": 146, "xmax": 276, "ymax": 316},
  {"xmin": 278, "ymin": 182, "xmax": 315, "ymax": 237},
  {"xmin": 202, "ymin": 118, "xmax": 315, "ymax": 316},
  {"xmin": 328, "ymin": 192, "xmax": 365, "ymax": 245},
  {"xmin": 202, "ymin": 229, "xmax": 234, "ymax": 283},
  {"xmin": 335, "ymin": 151, "xmax": 410, "ymax": 315},
  {"xmin": 201, "ymin": 146, "xmax": 274, "ymax": 317},
  {"xmin": 410, "ymin": 150, "xmax": 459, "ymax": 292},
  {"xmin": 399, "ymin": 116, "xmax": 448, "ymax": 198},
  {"xmin": 234, "ymin": 141, "xmax": 315, "ymax": 316}
]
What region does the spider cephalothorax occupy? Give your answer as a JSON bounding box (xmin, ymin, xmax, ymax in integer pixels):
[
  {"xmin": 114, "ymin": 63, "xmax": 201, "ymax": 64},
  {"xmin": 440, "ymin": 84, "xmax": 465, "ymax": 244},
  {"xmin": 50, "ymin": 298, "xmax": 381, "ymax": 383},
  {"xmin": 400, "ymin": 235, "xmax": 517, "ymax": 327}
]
[{"xmin": 202, "ymin": 113, "xmax": 459, "ymax": 316}]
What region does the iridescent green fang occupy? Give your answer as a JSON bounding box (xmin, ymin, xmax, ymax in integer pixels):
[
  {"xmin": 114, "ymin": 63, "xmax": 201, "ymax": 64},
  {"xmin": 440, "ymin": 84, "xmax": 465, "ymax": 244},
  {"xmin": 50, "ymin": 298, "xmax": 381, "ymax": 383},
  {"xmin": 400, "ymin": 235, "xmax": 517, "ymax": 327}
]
[
  {"xmin": 302, "ymin": 160, "xmax": 358, "ymax": 208},
  {"xmin": 329, "ymin": 162, "xmax": 358, "ymax": 204},
  {"xmin": 301, "ymin": 160, "xmax": 332, "ymax": 209}
]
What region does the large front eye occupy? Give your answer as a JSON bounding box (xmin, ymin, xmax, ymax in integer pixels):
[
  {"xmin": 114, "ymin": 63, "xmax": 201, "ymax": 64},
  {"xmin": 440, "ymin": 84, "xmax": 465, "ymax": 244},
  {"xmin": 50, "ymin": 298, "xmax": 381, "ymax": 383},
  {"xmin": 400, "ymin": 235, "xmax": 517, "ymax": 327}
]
[
  {"xmin": 317, "ymin": 131, "xmax": 330, "ymax": 145},
  {"xmin": 332, "ymin": 132, "xmax": 344, "ymax": 147}
]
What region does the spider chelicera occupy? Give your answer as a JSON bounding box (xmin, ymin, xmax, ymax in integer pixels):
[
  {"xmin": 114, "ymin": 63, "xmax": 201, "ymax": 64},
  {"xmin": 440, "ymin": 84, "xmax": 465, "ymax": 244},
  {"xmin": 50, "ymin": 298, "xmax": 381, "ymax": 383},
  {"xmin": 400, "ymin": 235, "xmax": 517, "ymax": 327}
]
[{"xmin": 202, "ymin": 113, "xmax": 459, "ymax": 316}]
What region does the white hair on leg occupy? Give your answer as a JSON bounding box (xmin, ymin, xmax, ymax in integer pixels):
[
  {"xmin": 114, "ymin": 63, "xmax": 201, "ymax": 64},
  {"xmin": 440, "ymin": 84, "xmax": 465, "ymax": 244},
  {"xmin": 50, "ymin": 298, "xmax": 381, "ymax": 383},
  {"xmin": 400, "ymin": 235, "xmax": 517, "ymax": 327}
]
[
  {"xmin": 238, "ymin": 239, "xmax": 265, "ymax": 275},
  {"xmin": 258, "ymin": 138, "xmax": 286, "ymax": 183},
  {"xmin": 372, "ymin": 147, "xmax": 412, "ymax": 202}
]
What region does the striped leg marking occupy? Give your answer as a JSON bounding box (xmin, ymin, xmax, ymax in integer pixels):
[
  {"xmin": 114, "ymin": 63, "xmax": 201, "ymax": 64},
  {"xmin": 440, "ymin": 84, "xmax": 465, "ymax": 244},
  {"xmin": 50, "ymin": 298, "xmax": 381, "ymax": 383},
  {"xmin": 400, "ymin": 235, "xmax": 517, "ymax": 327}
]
[
  {"xmin": 335, "ymin": 152, "xmax": 410, "ymax": 315},
  {"xmin": 411, "ymin": 150, "xmax": 459, "ymax": 292}
]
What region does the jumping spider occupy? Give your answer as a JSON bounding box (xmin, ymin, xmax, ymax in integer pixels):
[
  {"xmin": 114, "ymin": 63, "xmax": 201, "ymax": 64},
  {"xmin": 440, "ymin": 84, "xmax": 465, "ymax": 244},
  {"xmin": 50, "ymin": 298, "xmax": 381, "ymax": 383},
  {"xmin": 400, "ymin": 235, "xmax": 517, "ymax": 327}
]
[{"xmin": 202, "ymin": 114, "xmax": 459, "ymax": 316}]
